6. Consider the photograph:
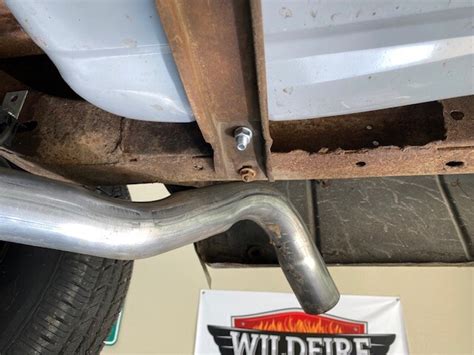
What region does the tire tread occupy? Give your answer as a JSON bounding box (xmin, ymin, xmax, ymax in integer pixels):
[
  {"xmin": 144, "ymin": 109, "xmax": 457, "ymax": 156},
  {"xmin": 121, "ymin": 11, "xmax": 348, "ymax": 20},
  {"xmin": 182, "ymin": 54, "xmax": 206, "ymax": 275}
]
[{"xmin": 6, "ymin": 254, "xmax": 132, "ymax": 355}]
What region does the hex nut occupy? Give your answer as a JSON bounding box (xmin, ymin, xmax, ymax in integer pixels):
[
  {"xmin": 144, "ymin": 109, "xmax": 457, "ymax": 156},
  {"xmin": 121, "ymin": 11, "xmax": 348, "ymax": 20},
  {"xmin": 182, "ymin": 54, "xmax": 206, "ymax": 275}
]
[{"xmin": 234, "ymin": 127, "xmax": 253, "ymax": 151}]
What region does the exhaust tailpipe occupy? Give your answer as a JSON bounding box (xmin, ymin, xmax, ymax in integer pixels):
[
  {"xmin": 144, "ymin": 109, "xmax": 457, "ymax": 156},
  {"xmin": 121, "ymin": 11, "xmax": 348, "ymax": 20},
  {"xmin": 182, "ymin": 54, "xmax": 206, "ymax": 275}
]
[{"xmin": 0, "ymin": 168, "xmax": 339, "ymax": 314}]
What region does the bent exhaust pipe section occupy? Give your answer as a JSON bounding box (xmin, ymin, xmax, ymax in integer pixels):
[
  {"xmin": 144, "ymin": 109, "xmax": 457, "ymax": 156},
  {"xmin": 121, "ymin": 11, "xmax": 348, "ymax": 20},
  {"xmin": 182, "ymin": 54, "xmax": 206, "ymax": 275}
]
[{"xmin": 0, "ymin": 168, "xmax": 339, "ymax": 314}]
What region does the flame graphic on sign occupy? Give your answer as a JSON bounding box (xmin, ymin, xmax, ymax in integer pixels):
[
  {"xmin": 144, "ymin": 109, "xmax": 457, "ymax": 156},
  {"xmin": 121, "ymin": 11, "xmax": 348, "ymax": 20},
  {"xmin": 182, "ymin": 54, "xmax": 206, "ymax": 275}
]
[
  {"xmin": 233, "ymin": 310, "xmax": 367, "ymax": 335},
  {"xmin": 250, "ymin": 317, "xmax": 344, "ymax": 334}
]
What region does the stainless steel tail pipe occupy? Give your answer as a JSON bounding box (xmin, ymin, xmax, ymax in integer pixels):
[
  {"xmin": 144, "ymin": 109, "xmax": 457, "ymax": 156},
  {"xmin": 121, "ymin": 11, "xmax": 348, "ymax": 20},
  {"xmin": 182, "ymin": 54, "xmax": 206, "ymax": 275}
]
[{"xmin": 0, "ymin": 168, "xmax": 339, "ymax": 314}]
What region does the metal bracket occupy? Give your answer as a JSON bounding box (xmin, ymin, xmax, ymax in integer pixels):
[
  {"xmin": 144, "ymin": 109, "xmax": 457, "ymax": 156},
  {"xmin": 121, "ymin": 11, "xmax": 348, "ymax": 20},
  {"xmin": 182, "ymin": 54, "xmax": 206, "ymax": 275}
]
[
  {"xmin": 156, "ymin": 1, "xmax": 270, "ymax": 182},
  {"xmin": 2, "ymin": 91, "xmax": 28, "ymax": 119}
]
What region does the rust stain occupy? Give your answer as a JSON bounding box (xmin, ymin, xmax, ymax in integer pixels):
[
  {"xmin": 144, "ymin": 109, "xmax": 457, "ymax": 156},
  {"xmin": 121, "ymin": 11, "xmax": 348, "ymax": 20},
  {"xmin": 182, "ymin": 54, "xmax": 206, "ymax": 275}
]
[{"xmin": 0, "ymin": 2, "xmax": 42, "ymax": 58}]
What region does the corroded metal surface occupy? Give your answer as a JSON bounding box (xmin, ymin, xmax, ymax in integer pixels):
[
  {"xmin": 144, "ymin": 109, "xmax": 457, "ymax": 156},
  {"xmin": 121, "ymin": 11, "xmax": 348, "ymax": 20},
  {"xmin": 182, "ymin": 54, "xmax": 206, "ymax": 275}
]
[
  {"xmin": 156, "ymin": 0, "xmax": 269, "ymax": 181},
  {"xmin": 270, "ymin": 102, "xmax": 447, "ymax": 153},
  {"xmin": 0, "ymin": 1, "xmax": 41, "ymax": 58},
  {"xmin": 442, "ymin": 96, "xmax": 474, "ymax": 144},
  {"xmin": 0, "ymin": 146, "xmax": 77, "ymax": 184},
  {"xmin": 9, "ymin": 92, "xmax": 216, "ymax": 186},
  {"xmin": 272, "ymin": 96, "xmax": 474, "ymax": 180},
  {"xmin": 272, "ymin": 144, "xmax": 474, "ymax": 180}
]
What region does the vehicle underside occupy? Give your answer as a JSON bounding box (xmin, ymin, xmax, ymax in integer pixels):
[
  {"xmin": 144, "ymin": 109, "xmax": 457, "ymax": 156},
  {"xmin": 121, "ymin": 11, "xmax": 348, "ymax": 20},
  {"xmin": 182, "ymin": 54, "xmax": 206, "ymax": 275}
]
[{"xmin": 0, "ymin": 1, "xmax": 472, "ymax": 350}]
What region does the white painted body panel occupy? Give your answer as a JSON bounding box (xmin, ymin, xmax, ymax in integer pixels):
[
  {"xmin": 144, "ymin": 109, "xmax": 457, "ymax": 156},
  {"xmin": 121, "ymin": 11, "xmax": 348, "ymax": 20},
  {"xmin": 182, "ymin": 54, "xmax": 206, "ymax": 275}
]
[
  {"xmin": 6, "ymin": 0, "xmax": 194, "ymax": 122},
  {"xmin": 263, "ymin": 0, "xmax": 474, "ymax": 120}
]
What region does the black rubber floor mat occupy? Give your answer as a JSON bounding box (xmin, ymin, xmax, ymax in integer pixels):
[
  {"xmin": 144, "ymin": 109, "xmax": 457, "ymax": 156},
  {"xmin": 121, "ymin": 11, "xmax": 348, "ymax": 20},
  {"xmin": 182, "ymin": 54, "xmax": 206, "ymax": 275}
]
[{"xmin": 196, "ymin": 175, "xmax": 473, "ymax": 265}]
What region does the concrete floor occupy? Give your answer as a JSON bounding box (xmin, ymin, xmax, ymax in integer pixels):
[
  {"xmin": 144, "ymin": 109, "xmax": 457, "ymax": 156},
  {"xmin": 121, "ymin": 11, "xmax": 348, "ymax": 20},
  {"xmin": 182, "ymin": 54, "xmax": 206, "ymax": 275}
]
[{"xmin": 102, "ymin": 184, "xmax": 474, "ymax": 355}]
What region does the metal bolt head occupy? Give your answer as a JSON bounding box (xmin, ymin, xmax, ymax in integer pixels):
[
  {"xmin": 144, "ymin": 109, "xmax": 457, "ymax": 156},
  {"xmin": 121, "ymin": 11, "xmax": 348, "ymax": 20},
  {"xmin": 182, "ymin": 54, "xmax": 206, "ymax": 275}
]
[
  {"xmin": 234, "ymin": 127, "xmax": 253, "ymax": 151},
  {"xmin": 239, "ymin": 167, "xmax": 257, "ymax": 182}
]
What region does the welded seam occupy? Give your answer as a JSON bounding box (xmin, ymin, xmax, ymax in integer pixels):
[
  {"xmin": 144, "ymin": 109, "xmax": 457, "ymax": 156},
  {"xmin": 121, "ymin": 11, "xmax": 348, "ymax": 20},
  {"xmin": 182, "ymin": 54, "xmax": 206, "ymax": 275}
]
[{"xmin": 436, "ymin": 175, "xmax": 473, "ymax": 261}]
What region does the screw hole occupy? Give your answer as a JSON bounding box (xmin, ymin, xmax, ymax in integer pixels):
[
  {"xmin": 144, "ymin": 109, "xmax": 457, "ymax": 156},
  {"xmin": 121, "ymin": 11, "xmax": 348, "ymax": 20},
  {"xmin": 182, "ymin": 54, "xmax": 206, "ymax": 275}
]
[
  {"xmin": 450, "ymin": 110, "xmax": 464, "ymax": 121},
  {"xmin": 446, "ymin": 161, "xmax": 464, "ymax": 168},
  {"xmin": 10, "ymin": 95, "xmax": 18, "ymax": 103},
  {"xmin": 356, "ymin": 161, "xmax": 366, "ymax": 167}
]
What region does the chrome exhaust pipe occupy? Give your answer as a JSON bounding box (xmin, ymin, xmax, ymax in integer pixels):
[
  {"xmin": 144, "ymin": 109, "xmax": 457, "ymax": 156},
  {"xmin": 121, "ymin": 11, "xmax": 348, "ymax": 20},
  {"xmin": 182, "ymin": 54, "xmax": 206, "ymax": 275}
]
[{"xmin": 0, "ymin": 168, "xmax": 339, "ymax": 314}]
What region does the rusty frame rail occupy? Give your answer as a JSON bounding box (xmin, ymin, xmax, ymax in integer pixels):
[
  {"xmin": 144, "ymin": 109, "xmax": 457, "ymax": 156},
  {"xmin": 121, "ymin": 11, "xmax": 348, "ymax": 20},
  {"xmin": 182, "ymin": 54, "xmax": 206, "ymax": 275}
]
[
  {"xmin": 155, "ymin": 0, "xmax": 270, "ymax": 182},
  {"xmin": 271, "ymin": 97, "xmax": 474, "ymax": 180},
  {"xmin": 1, "ymin": 85, "xmax": 473, "ymax": 186}
]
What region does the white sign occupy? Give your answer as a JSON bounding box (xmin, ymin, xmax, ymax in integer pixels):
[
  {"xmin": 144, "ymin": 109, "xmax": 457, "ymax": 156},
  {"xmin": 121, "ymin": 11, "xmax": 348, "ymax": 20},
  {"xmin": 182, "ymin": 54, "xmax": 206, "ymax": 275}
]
[{"xmin": 195, "ymin": 290, "xmax": 408, "ymax": 355}]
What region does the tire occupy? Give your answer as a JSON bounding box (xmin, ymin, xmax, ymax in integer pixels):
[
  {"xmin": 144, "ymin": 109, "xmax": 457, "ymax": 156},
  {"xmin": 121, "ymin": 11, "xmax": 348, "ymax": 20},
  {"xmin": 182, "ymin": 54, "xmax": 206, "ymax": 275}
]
[{"xmin": 0, "ymin": 186, "xmax": 133, "ymax": 355}]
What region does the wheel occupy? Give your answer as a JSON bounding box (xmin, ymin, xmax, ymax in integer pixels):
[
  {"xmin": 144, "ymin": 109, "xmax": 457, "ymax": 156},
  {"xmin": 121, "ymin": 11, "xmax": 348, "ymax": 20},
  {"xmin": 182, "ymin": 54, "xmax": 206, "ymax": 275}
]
[{"xmin": 0, "ymin": 186, "xmax": 133, "ymax": 355}]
